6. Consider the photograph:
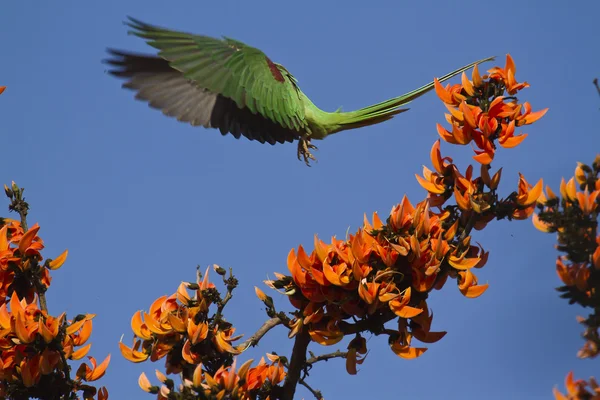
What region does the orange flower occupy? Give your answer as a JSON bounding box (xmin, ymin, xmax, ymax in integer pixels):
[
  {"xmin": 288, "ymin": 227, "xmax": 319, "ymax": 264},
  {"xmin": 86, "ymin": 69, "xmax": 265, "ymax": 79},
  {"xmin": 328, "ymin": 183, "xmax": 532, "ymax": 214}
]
[
  {"xmin": 187, "ymin": 319, "xmax": 209, "ymax": 345},
  {"xmin": 388, "ymin": 287, "xmax": 422, "ymax": 318},
  {"xmin": 434, "ymin": 78, "xmax": 464, "ymax": 106},
  {"xmin": 17, "ymin": 224, "xmax": 43, "ymax": 258},
  {"xmin": 138, "ymin": 372, "xmax": 154, "ymax": 393},
  {"xmin": 309, "ymin": 319, "xmax": 344, "ymax": 346},
  {"xmin": 498, "ymin": 121, "xmax": 528, "ymax": 149},
  {"xmin": 555, "ymin": 257, "xmax": 590, "ymax": 293},
  {"xmin": 411, "ymin": 305, "xmax": 446, "ymax": 343},
  {"xmin": 213, "ymin": 326, "xmax": 242, "ymax": 355},
  {"xmin": 346, "ymin": 335, "xmax": 367, "ymax": 375},
  {"xmin": 553, "ymin": 371, "xmax": 600, "ymax": 400},
  {"xmin": 593, "ymin": 236, "xmax": 600, "ymax": 270},
  {"xmin": 457, "ymin": 270, "xmax": 489, "ymax": 298},
  {"xmin": 119, "ymin": 339, "xmax": 149, "ymax": 363},
  {"xmin": 416, "ymin": 165, "xmax": 447, "ymax": 195},
  {"xmin": 576, "ymin": 189, "xmax": 599, "ymax": 215},
  {"xmin": 390, "ymin": 332, "xmax": 427, "ymax": 360},
  {"xmin": 515, "ymin": 101, "xmax": 548, "ymax": 126},
  {"xmin": 575, "ymin": 163, "xmax": 587, "ymax": 186},
  {"xmin": 532, "ymin": 212, "xmax": 553, "ymax": 233},
  {"xmin": 487, "ymin": 54, "xmax": 530, "ymax": 94},
  {"xmin": 560, "ymin": 177, "xmax": 578, "ymax": 203},
  {"xmin": 48, "ymin": 249, "xmax": 68, "ymax": 270},
  {"xmin": 437, "ymin": 122, "xmax": 473, "ymax": 145},
  {"xmin": 75, "ymin": 355, "xmax": 111, "ymax": 382},
  {"xmin": 516, "ymin": 174, "xmax": 543, "ymax": 207}
]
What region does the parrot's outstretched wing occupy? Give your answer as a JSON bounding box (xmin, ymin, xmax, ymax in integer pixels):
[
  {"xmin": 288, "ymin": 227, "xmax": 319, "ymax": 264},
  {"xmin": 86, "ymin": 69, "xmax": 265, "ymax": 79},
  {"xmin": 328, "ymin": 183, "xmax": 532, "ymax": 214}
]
[{"xmin": 105, "ymin": 17, "xmax": 307, "ymax": 144}]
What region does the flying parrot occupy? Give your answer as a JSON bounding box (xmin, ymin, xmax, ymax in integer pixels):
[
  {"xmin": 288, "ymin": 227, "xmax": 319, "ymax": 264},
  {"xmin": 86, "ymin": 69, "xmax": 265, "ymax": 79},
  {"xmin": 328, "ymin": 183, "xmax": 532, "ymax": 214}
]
[{"xmin": 106, "ymin": 17, "xmax": 493, "ymax": 165}]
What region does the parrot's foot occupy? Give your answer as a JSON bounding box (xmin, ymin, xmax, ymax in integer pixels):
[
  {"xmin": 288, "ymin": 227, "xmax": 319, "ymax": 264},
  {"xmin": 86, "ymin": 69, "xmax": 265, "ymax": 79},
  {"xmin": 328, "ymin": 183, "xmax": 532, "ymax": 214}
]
[{"xmin": 297, "ymin": 135, "xmax": 318, "ymax": 166}]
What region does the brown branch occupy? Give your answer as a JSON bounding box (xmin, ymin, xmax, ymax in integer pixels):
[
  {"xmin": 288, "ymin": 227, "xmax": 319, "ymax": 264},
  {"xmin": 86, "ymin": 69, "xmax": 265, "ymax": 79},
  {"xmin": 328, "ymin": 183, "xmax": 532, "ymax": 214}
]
[
  {"xmin": 299, "ymin": 378, "xmax": 323, "ymax": 400},
  {"xmin": 280, "ymin": 325, "xmax": 311, "ymax": 400},
  {"xmin": 306, "ymin": 350, "xmax": 348, "ymax": 366},
  {"xmin": 338, "ymin": 310, "xmax": 396, "ymax": 336},
  {"xmin": 237, "ymin": 317, "xmax": 283, "ymax": 351}
]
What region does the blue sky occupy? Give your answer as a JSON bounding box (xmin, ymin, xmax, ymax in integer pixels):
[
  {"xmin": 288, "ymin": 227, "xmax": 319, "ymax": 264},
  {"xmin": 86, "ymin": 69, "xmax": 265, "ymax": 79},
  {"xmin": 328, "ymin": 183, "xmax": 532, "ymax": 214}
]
[{"xmin": 2, "ymin": 1, "xmax": 600, "ymax": 399}]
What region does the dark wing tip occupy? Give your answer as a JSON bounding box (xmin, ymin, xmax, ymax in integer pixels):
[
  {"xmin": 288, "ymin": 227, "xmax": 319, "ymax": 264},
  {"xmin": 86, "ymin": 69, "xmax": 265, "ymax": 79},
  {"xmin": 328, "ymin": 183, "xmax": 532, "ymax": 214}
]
[
  {"xmin": 124, "ymin": 16, "xmax": 145, "ymax": 30},
  {"xmin": 123, "ymin": 16, "xmax": 157, "ymax": 38},
  {"xmin": 102, "ymin": 49, "xmax": 171, "ymax": 78},
  {"xmin": 102, "ymin": 48, "xmax": 127, "ymax": 76}
]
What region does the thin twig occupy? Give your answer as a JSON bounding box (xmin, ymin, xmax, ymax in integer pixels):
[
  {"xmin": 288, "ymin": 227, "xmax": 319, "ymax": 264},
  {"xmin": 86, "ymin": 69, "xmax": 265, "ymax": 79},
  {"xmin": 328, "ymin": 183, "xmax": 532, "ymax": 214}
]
[
  {"xmin": 299, "ymin": 377, "xmax": 324, "ymax": 400},
  {"xmin": 214, "ymin": 290, "xmax": 233, "ymax": 321},
  {"xmin": 458, "ymin": 210, "xmax": 477, "ymax": 244},
  {"xmin": 593, "ymin": 78, "xmax": 600, "ymax": 98},
  {"xmin": 306, "ymin": 350, "xmax": 348, "ymax": 366},
  {"xmin": 237, "ymin": 317, "xmax": 283, "ymax": 351},
  {"xmin": 14, "ymin": 198, "xmax": 28, "ymax": 232},
  {"xmin": 213, "ymin": 269, "xmax": 237, "ymax": 323},
  {"xmin": 38, "ymin": 289, "xmax": 48, "ymax": 313}
]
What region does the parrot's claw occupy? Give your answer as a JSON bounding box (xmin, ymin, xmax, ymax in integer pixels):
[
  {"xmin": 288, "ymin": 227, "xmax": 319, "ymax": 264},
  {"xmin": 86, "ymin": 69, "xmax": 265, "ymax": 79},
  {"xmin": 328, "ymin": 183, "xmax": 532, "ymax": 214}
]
[{"xmin": 297, "ymin": 135, "xmax": 318, "ymax": 167}]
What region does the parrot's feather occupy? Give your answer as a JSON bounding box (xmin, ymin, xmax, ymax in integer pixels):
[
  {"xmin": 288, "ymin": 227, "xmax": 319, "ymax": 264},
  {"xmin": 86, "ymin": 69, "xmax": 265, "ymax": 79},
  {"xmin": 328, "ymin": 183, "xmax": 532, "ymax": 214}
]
[
  {"xmin": 105, "ymin": 50, "xmax": 299, "ymax": 144},
  {"xmin": 321, "ymin": 56, "xmax": 496, "ymax": 133},
  {"xmin": 123, "ymin": 17, "xmax": 307, "ymax": 133}
]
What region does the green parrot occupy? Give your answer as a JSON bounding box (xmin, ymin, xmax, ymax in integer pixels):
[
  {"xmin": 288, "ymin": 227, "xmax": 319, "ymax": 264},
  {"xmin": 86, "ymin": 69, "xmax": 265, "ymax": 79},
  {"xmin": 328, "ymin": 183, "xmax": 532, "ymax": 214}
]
[{"xmin": 106, "ymin": 17, "xmax": 493, "ymax": 165}]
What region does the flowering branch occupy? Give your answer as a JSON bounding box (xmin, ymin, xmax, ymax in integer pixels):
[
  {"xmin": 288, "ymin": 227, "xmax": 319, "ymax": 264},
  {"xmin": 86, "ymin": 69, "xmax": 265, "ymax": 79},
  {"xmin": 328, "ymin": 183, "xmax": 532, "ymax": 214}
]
[
  {"xmin": 257, "ymin": 55, "xmax": 547, "ymax": 400},
  {"xmin": 535, "ymin": 156, "xmax": 600, "ymax": 359},
  {"xmin": 538, "ymin": 81, "xmax": 600, "ymax": 400},
  {"xmin": 0, "ymin": 178, "xmax": 109, "ymax": 398},
  {"xmin": 4, "ymin": 182, "xmax": 49, "ymax": 314},
  {"xmin": 121, "ymin": 267, "xmax": 289, "ymax": 399}
]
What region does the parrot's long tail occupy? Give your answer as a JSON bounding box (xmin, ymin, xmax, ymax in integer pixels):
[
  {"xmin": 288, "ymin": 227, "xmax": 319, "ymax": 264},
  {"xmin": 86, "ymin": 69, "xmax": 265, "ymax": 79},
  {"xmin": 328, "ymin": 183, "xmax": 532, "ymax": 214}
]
[{"xmin": 331, "ymin": 56, "xmax": 495, "ymax": 132}]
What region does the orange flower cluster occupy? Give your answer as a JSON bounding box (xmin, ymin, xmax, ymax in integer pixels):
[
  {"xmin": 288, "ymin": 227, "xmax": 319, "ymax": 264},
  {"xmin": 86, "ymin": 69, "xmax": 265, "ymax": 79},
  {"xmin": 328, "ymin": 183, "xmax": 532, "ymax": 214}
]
[
  {"xmin": 277, "ymin": 198, "xmax": 486, "ymax": 362},
  {"xmin": 534, "ymin": 158, "xmax": 600, "ymax": 396},
  {"xmin": 0, "ymin": 294, "xmax": 109, "ymax": 389},
  {"xmin": 121, "ymin": 266, "xmax": 288, "ymax": 398},
  {"xmin": 0, "ymin": 233, "xmax": 109, "ymax": 397},
  {"xmin": 0, "ymin": 178, "xmax": 109, "ymax": 399},
  {"xmin": 0, "ymin": 219, "xmax": 65, "ymax": 303},
  {"xmin": 554, "ymin": 371, "xmax": 600, "ymax": 400},
  {"xmin": 120, "ymin": 267, "xmax": 244, "ymax": 370},
  {"xmin": 0, "ymin": 296, "xmax": 109, "ymax": 399},
  {"xmin": 417, "ymin": 140, "xmax": 542, "ymax": 221},
  {"xmin": 435, "ymin": 54, "xmax": 547, "ymax": 164},
  {"xmin": 265, "ymin": 55, "xmax": 546, "ymax": 371},
  {"xmin": 534, "ymin": 157, "xmax": 600, "ymax": 359},
  {"xmin": 138, "ymin": 356, "xmax": 285, "ymax": 400}
]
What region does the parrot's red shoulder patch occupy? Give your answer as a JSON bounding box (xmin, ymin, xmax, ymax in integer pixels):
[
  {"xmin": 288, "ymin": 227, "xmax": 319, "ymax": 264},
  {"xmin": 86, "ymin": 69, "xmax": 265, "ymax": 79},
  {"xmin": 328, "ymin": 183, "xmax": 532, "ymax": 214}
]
[{"xmin": 265, "ymin": 57, "xmax": 285, "ymax": 83}]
